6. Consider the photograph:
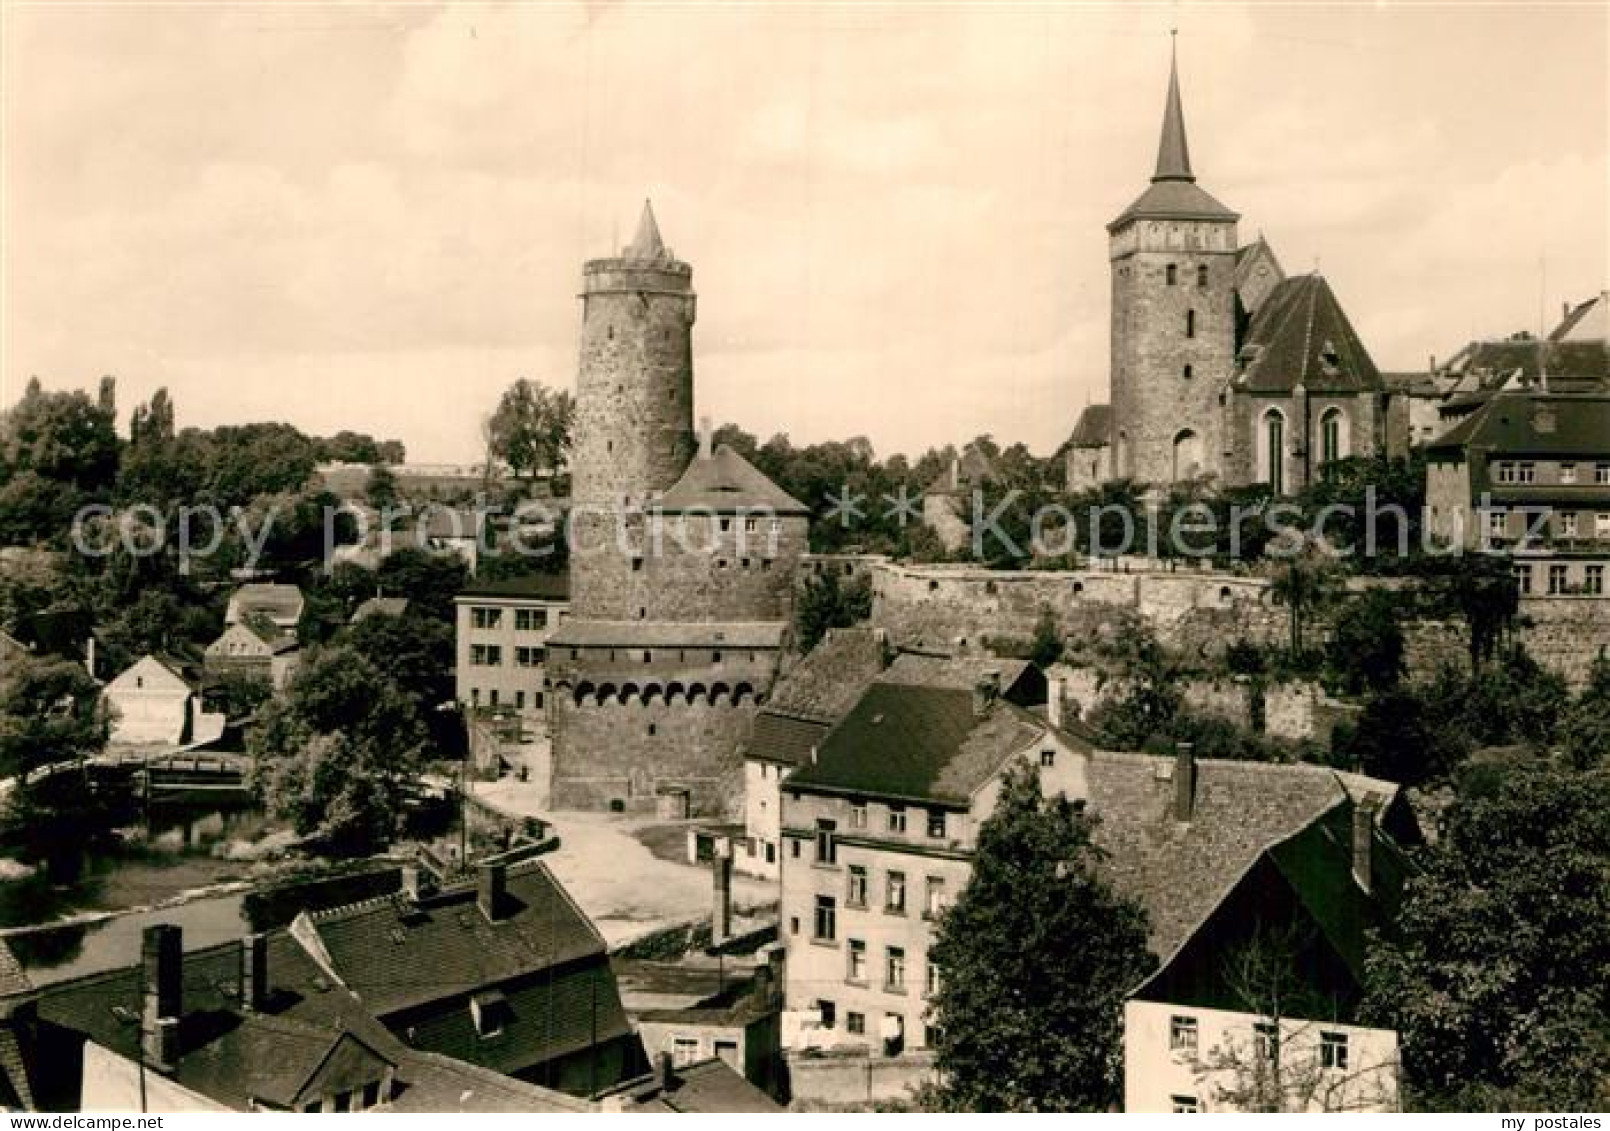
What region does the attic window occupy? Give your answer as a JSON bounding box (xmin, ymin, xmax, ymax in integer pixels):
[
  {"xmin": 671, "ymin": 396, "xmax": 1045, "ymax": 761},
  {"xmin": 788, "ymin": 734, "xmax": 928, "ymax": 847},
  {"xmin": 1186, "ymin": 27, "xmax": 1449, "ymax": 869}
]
[{"xmin": 471, "ymin": 989, "xmax": 510, "ymax": 1038}]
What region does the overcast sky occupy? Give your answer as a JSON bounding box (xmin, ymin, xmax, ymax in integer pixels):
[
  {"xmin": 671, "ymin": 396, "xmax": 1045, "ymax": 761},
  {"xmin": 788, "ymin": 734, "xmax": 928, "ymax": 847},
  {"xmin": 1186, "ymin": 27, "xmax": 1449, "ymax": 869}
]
[{"xmin": 3, "ymin": 2, "xmax": 1605, "ymax": 463}]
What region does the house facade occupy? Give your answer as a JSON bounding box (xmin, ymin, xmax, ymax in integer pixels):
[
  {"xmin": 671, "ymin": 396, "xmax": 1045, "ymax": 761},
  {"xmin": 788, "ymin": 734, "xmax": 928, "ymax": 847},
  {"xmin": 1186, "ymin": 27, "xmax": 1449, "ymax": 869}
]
[
  {"xmin": 101, "ymin": 654, "xmax": 197, "ymax": 745},
  {"xmin": 453, "ymin": 574, "xmax": 569, "ymax": 718},
  {"xmin": 204, "ymin": 621, "xmax": 299, "ymax": 690}
]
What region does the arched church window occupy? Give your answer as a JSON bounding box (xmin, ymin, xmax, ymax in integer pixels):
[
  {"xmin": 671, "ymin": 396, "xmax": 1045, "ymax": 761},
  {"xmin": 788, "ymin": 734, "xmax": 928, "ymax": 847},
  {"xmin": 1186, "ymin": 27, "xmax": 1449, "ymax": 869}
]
[
  {"xmin": 1321, "ymin": 408, "xmax": 1347, "ymax": 469},
  {"xmin": 1262, "ymin": 409, "xmax": 1286, "ymax": 496}
]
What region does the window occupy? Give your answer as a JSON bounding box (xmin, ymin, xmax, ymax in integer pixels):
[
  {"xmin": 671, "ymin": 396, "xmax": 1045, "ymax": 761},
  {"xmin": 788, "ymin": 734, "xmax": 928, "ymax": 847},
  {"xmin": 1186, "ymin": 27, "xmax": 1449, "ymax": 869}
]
[
  {"xmin": 849, "ymin": 802, "xmax": 868, "ymax": 829},
  {"xmin": 1321, "ymin": 408, "xmax": 1344, "ymax": 466},
  {"xmin": 1561, "ymin": 513, "xmax": 1579, "ymax": 538},
  {"xmin": 1598, "ymin": 513, "xmax": 1610, "ymax": 538},
  {"xmin": 362, "ymin": 1081, "xmax": 382, "ymax": 1109},
  {"xmin": 887, "ymin": 805, "xmax": 907, "ymax": 834},
  {"xmin": 514, "ymin": 609, "xmax": 538, "ymax": 631},
  {"xmin": 1518, "ymin": 462, "xmax": 1537, "ymax": 484},
  {"xmin": 1040, "ymin": 748, "xmax": 1055, "ymax": 768},
  {"xmin": 924, "ymin": 876, "xmax": 946, "ymax": 918},
  {"xmin": 846, "ymin": 1011, "xmax": 866, "ymax": 1035},
  {"xmin": 1513, "ymin": 564, "xmax": 1532, "ymax": 595},
  {"xmin": 514, "ymin": 691, "xmax": 525, "ymax": 710},
  {"xmin": 885, "ymin": 946, "xmax": 906, "ymax": 991},
  {"xmin": 1185, "ymin": 309, "xmax": 1196, "ymax": 338},
  {"xmin": 1165, "ymin": 263, "xmax": 1178, "ymax": 286},
  {"xmin": 926, "ymin": 810, "xmax": 947, "ymax": 839},
  {"xmin": 1171, "ymin": 1095, "xmax": 1200, "ymax": 1113},
  {"xmin": 1549, "ymin": 564, "xmax": 1569, "ymax": 594},
  {"xmin": 790, "ymin": 839, "xmax": 801, "ymax": 859},
  {"xmin": 819, "ymin": 1001, "xmax": 836, "ymax": 1029},
  {"xmin": 471, "ymin": 607, "xmax": 502, "ymax": 629},
  {"xmin": 470, "ymin": 644, "xmax": 502, "ymax": 667},
  {"xmin": 847, "ymin": 939, "xmax": 867, "ymax": 983},
  {"xmin": 1496, "ymin": 461, "xmax": 1516, "ymax": 484},
  {"xmin": 1561, "ymin": 463, "xmax": 1578, "ymax": 484},
  {"xmin": 515, "ymin": 646, "xmax": 543, "ymax": 667},
  {"xmin": 815, "ymin": 819, "xmax": 837, "ymax": 865},
  {"xmin": 1598, "ymin": 464, "xmax": 1610, "ymax": 485},
  {"xmin": 1588, "ymin": 565, "xmax": 1605, "ymax": 596},
  {"xmin": 813, "ymin": 895, "xmax": 837, "ymax": 941},
  {"xmin": 1197, "ymin": 263, "xmax": 1209, "ymax": 288},
  {"xmin": 925, "ymin": 959, "xmax": 941, "ymax": 997},
  {"xmin": 672, "ymin": 1037, "xmax": 699, "ymax": 1067},
  {"xmin": 1319, "ymin": 1031, "xmax": 1350, "ymax": 1071},
  {"xmin": 847, "ymin": 865, "xmax": 868, "ymax": 907},
  {"xmin": 1169, "ymin": 1015, "xmax": 1199, "ymax": 1055},
  {"xmin": 1488, "ymin": 509, "xmax": 1507, "ymax": 538},
  {"xmin": 1263, "ymin": 410, "xmax": 1285, "ymax": 495},
  {"xmin": 1182, "ymin": 363, "xmax": 1193, "ymax": 381},
  {"xmin": 886, "ymin": 871, "xmax": 906, "ymax": 914},
  {"xmin": 1254, "ymin": 1021, "xmax": 1278, "ymax": 1063}
]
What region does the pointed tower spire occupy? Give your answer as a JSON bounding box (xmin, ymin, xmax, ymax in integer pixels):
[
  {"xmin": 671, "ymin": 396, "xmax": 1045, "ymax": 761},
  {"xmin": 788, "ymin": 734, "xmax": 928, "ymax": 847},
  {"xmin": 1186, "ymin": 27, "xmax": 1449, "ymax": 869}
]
[
  {"xmin": 1152, "ymin": 34, "xmax": 1194, "ymax": 183},
  {"xmin": 624, "ymin": 198, "xmax": 666, "ymax": 259}
]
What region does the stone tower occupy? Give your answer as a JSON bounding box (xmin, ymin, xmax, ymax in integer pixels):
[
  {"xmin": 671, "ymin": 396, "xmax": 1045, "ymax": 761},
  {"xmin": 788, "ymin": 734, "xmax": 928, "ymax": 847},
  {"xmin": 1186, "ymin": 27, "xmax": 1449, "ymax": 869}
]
[
  {"xmin": 1107, "ymin": 45, "xmax": 1240, "ymax": 487},
  {"xmin": 571, "ymin": 200, "xmax": 698, "ymax": 618}
]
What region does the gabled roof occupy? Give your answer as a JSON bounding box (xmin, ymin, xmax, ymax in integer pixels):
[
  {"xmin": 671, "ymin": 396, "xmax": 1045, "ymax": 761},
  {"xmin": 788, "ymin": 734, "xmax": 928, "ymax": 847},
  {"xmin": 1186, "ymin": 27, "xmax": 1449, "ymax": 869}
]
[
  {"xmin": 1068, "ymin": 404, "xmax": 1112, "ymax": 449},
  {"xmin": 1083, "ymin": 752, "xmax": 1398, "ymax": 964},
  {"xmin": 880, "ymin": 652, "xmax": 1042, "ymax": 705},
  {"xmin": 625, "ymin": 1057, "xmax": 784, "ymax": 1113},
  {"xmin": 744, "ymin": 627, "xmax": 888, "ymax": 768},
  {"xmin": 227, "ymin": 583, "xmax": 304, "ymax": 622},
  {"xmin": 1549, "ymin": 290, "xmax": 1608, "ymax": 342},
  {"xmin": 302, "ymin": 861, "xmax": 607, "ymax": 1017},
  {"xmin": 1234, "ymin": 273, "xmax": 1382, "ymax": 393},
  {"xmin": 785, "ymin": 683, "xmax": 1083, "ymax": 806},
  {"xmin": 1445, "ymin": 337, "xmax": 1609, "ymax": 389},
  {"xmin": 1425, "ymin": 391, "xmax": 1610, "ymax": 460},
  {"xmin": 104, "ymin": 653, "xmax": 196, "ymax": 695},
  {"xmin": 655, "ymin": 444, "xmax": 810, "ymax": 515},
  {"xmin": 209, "ymin": 620, "xmax": 297, "ymax": 656}
]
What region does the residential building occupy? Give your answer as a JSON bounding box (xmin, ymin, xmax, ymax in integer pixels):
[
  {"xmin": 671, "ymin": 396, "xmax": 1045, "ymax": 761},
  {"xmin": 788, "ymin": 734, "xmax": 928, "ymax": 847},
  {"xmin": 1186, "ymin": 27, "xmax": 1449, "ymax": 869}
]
[
  {"xmin": 290, "ymin": 858, "xmax": 637, "ymax": 1097},
  {"xmin": 224, "ymin": 583, "xmax": 304, "ymax": 641},
  {"xmin": 778, "ymin": 676, "xmax": 1096, "ymax": 1056},
  {"xmin": 454, "ymin": 573, "xmax": 569, "ymax": 718},
  {"xmin": 777, "ymin": 676, "xmax": 1413, "ymax": 1112},
  {"xmin": 101, "ymin": 654, "xmax": 212, "ymax": 746},
  {"xmin": 1426, "ymin": 392, "xmax": 1610, "ymax": 595},
  {"xmin": 598, "ymin": 1054, "xmax": 784, "ymax": 1113},
  {"xmin": 632, "ymin": 967, "xmax": 783, "ymax": 1098},
  {"xmin": 204, "ymin": 620, "xmax": 300, "ymax": 691}
]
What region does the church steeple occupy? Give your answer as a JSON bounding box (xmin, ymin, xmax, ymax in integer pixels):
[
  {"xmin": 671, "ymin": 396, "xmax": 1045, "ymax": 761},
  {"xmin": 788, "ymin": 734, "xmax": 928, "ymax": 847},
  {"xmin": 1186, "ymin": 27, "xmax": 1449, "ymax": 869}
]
[
  {"xmin": 624, "ymin": 198, "xmax": 667, "ymax": 259},
  {"xmin": 1153, "ymin": 37, "xmax": 1194, "ymax": 183}
]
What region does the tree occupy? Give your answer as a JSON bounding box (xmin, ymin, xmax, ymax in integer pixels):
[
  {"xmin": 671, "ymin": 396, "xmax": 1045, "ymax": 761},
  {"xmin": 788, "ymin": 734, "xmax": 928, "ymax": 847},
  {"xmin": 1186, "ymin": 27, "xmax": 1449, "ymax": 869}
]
[
  {"xmin": 927, "ymin": 765, "xmax": 1155, "ymax": 1110},
  {"xmin": 1268, "ymin": 542, "xmax": 1340, "ymax": 657},
  {"xmin": 485, "ymin": 378, "xmax": 574, "ymax": 481},
  {"xmin": 249, "ymin": 647, "xmax": 427, "ymax": 856},
  {"xmin": 1027, "ymin": 606, "xmax": 1064, "ymax": 669},
  {"xmin": 373, "ymin": 546, "xmax": 469, "ymax": 623},
  {"xmin": 0, "ymin": 654, "xmax": 107, "ymax": 779},
  {"xmin": 792, "ymin": 568, "xmax": 872, "ymax": 653},
  {"xmin": 1363, "ymin": 767, "xmax": 1610, "ymax": 1110},
  {"xmin": 366, "ymin": 463, "xmax": 399, "ymax": 510},
  {"xmin": 1197, "ymin": 924, "xmax": 1400, "ymax": 1111},
  {"xmin": 1327, "ymin": 590, "xmax": 1405, "ymax": 695},
  {"xmin": 1561, "ymin": 654, "xmax": 1610, "ymax": 770}
]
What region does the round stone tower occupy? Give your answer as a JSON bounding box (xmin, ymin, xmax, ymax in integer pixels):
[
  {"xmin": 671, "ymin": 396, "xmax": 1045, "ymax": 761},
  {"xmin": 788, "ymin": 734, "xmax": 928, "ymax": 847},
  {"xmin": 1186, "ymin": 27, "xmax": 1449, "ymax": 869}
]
[
  {"xmin": 571, "ymin": 201, "xmax": 697, "ymax": 617},
  {"xmin": 1107, "ymin": 46, "xmax": 1239, "ymax": 488}
]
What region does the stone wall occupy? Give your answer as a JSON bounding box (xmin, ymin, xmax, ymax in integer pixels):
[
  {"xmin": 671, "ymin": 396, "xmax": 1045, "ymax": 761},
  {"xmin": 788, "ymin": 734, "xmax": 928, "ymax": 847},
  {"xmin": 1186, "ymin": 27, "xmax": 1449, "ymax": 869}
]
[
  {"xmin": 1516, "ymin": 595, "xmax": 1610, "ymax": 690},
  {"xmin": 548, "ymin": 694, "xmax": 755, "ymax": 817},
  {"xmin": 783, "ymin": 1049, "xmax": 937, "ymax": 1109},
  {"xmin": 869, "ymin": 562, "xmax": 1284, "ymax": 661}
]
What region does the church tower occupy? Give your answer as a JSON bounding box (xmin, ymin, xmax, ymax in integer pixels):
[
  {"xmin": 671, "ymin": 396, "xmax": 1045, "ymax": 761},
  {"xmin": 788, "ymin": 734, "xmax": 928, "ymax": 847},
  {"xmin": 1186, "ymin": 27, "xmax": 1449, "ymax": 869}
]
[
  {"xmin": 570, "ymin": 201, "xmax": 697, "ymax": 618},
  {"xmin": 1107, "ymin": 44, "xmax": 1239, "ymax": 486}
]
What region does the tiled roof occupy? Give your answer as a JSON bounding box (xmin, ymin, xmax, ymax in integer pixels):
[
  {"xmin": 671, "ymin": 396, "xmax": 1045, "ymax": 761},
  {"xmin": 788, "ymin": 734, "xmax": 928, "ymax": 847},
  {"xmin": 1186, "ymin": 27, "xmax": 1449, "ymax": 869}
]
[
  {"xmin": 1083, "ymin": 752, "xmax": 1396, "ymax": 964},
  {"xmin": 1444, "ymin": 338, "xmax": 1609, "ymax": 386},
  {"xmin": 745, "ymin": 712, "xmax": 831, "ymax": 769},
  {"xmin": 457, "ymin": 573, "xmax": 570, "ymax": 602},
  {"xmin": 624, "ymin": 1058, "xmax": 785, "ymax": 1113},
  {"xmin": 1235, "ymin": 273, "xmax": 1382, "ymax": 393},
  {"xmin": 303, "ymin": 861, "xmax": 607, "ymax": 1017},
  {"xmin": 1108, "ymin": 179, "xmax": 1239, "ymax": 231},
  {"xmin": 880, "ymin": 652, "xmax": 1041, "ymax": 704},
  {"xmin": 1549, "ymin": 291, "xmax": 1607, "ymax": 342},
  {"xmin": 1068, "ymin": 404, "xmax": 1113, "ymax": 448},
  {"xmin": 656, "ymin": 445, "xmax": 810, "ymax": 515},
  {"xmin": 1425, "ymin": 392, "xmax": 1610, "ymax": 460},
  {"xmin": 785, "ymin": 684, "xmax": 1067, "ymax": 806},
  {"xmin": 229, "ymin": 583, "xmax": 305, "ymax": 620},
  {"xmin": 392, "ymin": 1051, "xmax": 592, "ymax": 1112},
  {"xmin": 764, "ymin": 628, "xmax": 887, "ymax": 721},
  {"xmin": 547, "ymin": 620, "xmax": 785, "ymax": 650}
]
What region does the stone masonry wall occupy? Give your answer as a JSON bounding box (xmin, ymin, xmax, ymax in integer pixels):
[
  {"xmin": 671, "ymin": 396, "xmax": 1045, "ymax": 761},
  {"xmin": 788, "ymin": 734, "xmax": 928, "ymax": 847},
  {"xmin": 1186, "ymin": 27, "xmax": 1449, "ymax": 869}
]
[{"xmin": 1516, "ymin": 596, "xmax": 1610, "ymax": 691}]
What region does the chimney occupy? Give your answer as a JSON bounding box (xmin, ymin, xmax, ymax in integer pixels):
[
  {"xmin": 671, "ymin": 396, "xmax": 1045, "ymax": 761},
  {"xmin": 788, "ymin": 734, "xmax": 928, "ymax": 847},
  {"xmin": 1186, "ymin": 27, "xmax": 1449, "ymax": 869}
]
[
  {"xmin": 972, "ymin": 671, "xmax": 1001, "ymax": 718},
  {"xmin": 141, "ymin": 924, "xmax": 183, "ymax": 1072},
  {"xmin": 477, "ymin": 861, "xmax": 507, "ymax": 921},
  {"xmin": 1172, "ymin": 742, "xmax": 1196, "ymax": 822},
  {"xmin": 400, "ymin": 864, "xmax": 421, "ymax": 902},
  {"xmin": 654, "ymin": 1050, "xmax": 675, "ymax": 1091},
  {"xmin": 1428, "ymin": 353, "xmax": 1436, "ymax": 374},
  {"xmin": 240, "ymin": 932, "xmax": 269, "ymax": 1012},
  {"xmin": 1046, "ymin": 677, "xmax": 1062, "ymax": 728},
  {"xmin": 698, "ymin": 416, "xmax": 713, "ymax": 460},
  {"xmin": 1352, "ymin": 797, "xmax": 1379, "ymax": 893},
  {"xmin": 711, "ymin": 847, "xmax": 733, "ymax": 947}
]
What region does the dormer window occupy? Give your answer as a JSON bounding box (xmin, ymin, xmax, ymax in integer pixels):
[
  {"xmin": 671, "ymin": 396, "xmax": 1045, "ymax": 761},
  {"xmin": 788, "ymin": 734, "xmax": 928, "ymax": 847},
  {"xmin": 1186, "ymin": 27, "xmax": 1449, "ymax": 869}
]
[{"xmin": 471, "ymin": 989, "xmax": 510, "ymax": 1038}]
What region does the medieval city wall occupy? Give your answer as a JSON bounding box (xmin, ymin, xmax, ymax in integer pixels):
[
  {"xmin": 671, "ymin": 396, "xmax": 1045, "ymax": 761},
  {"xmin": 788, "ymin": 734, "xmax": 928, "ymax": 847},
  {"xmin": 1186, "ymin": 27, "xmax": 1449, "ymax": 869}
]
[{"xmin": 1515, "ymin": 596, "xmax": 1610, "ymax": 690}]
